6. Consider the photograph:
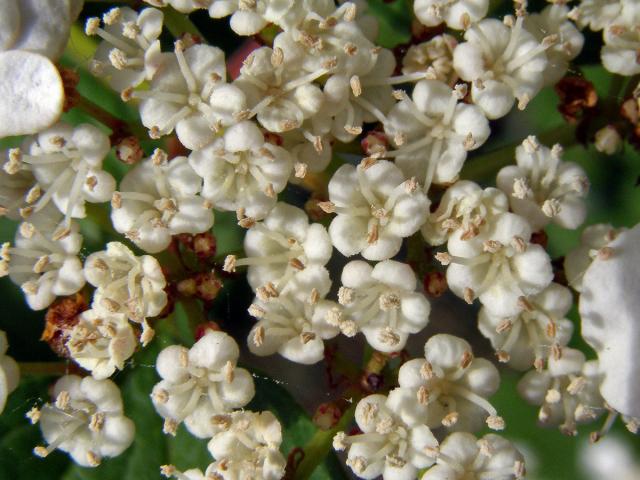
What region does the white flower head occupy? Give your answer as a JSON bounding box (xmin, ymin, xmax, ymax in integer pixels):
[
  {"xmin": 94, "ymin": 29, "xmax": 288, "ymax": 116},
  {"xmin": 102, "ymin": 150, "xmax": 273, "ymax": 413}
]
[
  {"xmin": 421, "ymin": 432, "xmax": 525, "ymax": 480},
  {"xmin": 248, "ymin": 265, "xmax": 339, "ymax": 364},
  {"xmin": 272, "ymin": 5, "xmax": 377, "ymax": 79},
  {"xmin": 87, "ymin": 7, "xmax": 164, "ymax": 90},
  {"xmin": 442, "ymin": 212, "xmax": 554, "ymax": 318},
  {"xmin": 67, "ymin": 309, "xmax": 137, "ymax": 380},
  {"xmin": 601, "ymin": 20, "xmax": 640, "ymax": 76},
  {"xmin": 569, "ymin": 0, "xmax": 624, "ymax": 32},
  {"xmin": 478, "ymin": 283, "xmax": 575, "ymax": 371},
  {"xmin": 226, "ymin": 202, "xmax": 332, "ymax": 291},
  {"xmin": 85, "ymin": 241, "xmax": 168, "ymax": 324},
  {"xmin": 0, "ymin": 50, "xmax": 64, "ymax": 137},
  {"xmin": 414, "ymin": 0, "xmax": 489, "ymax": 30},
  {"xmin": 390, "ymin": 334, "xmax": 503, "ymax": 433},
  {"xmin": 151, "ymin": 331, "xmax": 255, "ymax": 438},
  {"xmin": 453, "ymin": 17, "xmax": 552, "ymax": 119},
  {"xmin": 206, "ymin": 410, "xmax": 286, "ymax": 480},
  {"xmin": 1, "ymin": 0, "xmax": 78, "ymax": 59},
  {"xmin": 0, "ymin": 206, "xmax": 85, "ymax": 310},
  {"xmin": 384, "ymin": 80, "xmax": 490, "ymax": 192},
  {"xmin": 281, "ymin": 129, "xmax": 333, "ymax": 174},
  {"xmin": 7, "ymin": 122, "xmax": 115, "ymax": 227},
  {"xmin": 327, "ymin": 160, "xmax": 430, "ymax": 261},
  {"xmin": 134, "ymin": 42, "xmax": 246, "ymax": 150},
  {"xmin": 402, "ymin": 34, "xmax": 458, "ymax": 86},
  {"xmin": 579, "ymin": 223, "xmax": 640, "ymax": 420},
  {"xmin": 111, "ymin": 152, "xmax": 214, "ymax": 254},
  {"xmin": 0, "ymin": 330, "xmax": 19, "ymax": 414},
  {"xmin": 234, "ymin": 46, "xmax": 328, "ymax": 134},
  {"xmin": 524, "ymin": 4, "xmax": 584, "ymax": 86},
  {"xmin": 518, "ymin": 348, "xmax": 605, "ymax": 435},
  {"xmin": 564, "ymin": 223, "xmax": 625, "ymax": 292},
  {"xmin": 422, "ymin": 180, "xmax": 509, "ymax": 246},
  {"xmin": 334, "ymin": 393, "xmax": 439, "ymax": 480},
  {"xmin": 335, "ymin": 260, "xmax": 431, "ymax": 353},
  {"xmin": 321, "ymin": 47, "xmax": 397, "ymax": 143},
  {"xmin": 189, "ymin": 120, "xmax": 292, "ymax": 220},
  {"xmin": 497, "ymin": 137, "xmax": 589, "ymax": 231},
  {"xmin": 32, "ymin": 375, "xmax": 135, "ymax": 467}
]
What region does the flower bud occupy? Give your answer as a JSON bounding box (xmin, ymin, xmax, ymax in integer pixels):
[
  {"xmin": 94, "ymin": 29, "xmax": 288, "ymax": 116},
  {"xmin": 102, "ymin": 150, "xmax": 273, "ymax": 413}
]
[
  {"xmin": 423, "ymin": 271, "xmax": 448, "ymax": 297},
  {"xmin": 313, "ymin": 402, "xmax": 342, "ymax": 430},
  {"xmin": 594, "ymin": 126, "xmax": 622, "ymax": 155},
  {"xmin": 42, "ymin": 294, "xmax": 87, "ymax": 358}
]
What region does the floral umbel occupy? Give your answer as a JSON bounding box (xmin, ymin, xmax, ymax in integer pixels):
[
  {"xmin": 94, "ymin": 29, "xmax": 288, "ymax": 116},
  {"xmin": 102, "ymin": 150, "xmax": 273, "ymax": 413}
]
[{"xmin": 0, "ymin": 0, "xmax": 639, "ymax": 479}]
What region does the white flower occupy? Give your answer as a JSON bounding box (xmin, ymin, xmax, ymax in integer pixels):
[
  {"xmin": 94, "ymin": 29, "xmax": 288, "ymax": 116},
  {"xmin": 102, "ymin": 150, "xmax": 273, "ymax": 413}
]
[
  {"xmin": 321, "ymin": 47, "xmax": 398, "ymax": 143},
  {"xmin": 421, "ymin": 180, "xmax": 508, "ymax": 246},
  {"xmin": 478, "ymin": 283, "xmax": 575, "ymax": 371},
  {"xmin": 453, "ymin": 17, "xmax": 552, "ymax": 119},
  {"xmin": 414, "ymin": 0, "xmax": 489, "ymax": 30},
  {"xmin": 402, "ymin": 35, "xmax": 458, "ymax": 86},
  {"xmin": 133, "ymin": 41, "xmax": 245, "ymax": 150},
  {"xmin": 31, "ymin": 374, "xmax": 135, "ymax": 467},
  {"xmin": 234, "ymin": 46, "xmax": 328, "ymax": 133},
  {"xmin": 206, "ymin": 410, "xmax": 286, "ymax": 480},
  {"xmin": 327, "ymin": 160, "xmax": 430, "ymax": 261},
  {"xmin": 0, "ymin": 330, "xmax": 19, "ymax": 414},
  {"xmin": 272, "ymin": 6, "xmax": 377, "ymax": 79},
  {"xmin": 579, "ymin": 223, "xmax": 640, "ymax": 420},
  {"xmin": 0, "ymin": 50, "xmax": 64, "ymax": 137},
  {"xmin": 6, "ymin": 122, "xmax": 115, "ymax": 226},
  {"xmin": 248, "ymin": 265, "xmax": 339, "ymax": 364},
  {"xmin": 384, "ymin": 80, "xmax": 489, "ymax": 191},
  {"xmin": 564, "ymin": 223, "xmax": 625, "ymax": 292},
  {"xmin": 579, "ymin": 434, "xmax": 640, "ymax": 480},
  {"xmin": 281, "ymin": 130, "xmax": 333, "ymax": 174},
  {"xmin": 334, "ymin": 260, "xmax": 431, "ymax": 353},
  {"xmin": 111, "ymin": 151, "xmax": 214, "ymax": 254},
  {"xmin": 421, "ymin": 432, "xmax": 525, "ymax": 480},
  {"xmin": 334, "ymin": 393, "xmax": 439, "ymax": 480},
  {"xmin": 517, "ymin": 348, "xmax": 605, "ymax": 435},
  {"xmin": 189, "ymin": 120, "xmax": 292, "ymax": 220},
  {"xmin": 1, "ymin": 0, "xmax": 78, "ymax": 60},
  {"xmin": 86, "ymin": 7, "xmax": 164, "ymax": 90},
  {"xmin": 497, "ymin": 136, "xmax": 589, "ymax": 231},
  {"xmin": 441, "ymin": 212, "xmax": 554, "ymax": 318},
  {"xmin": 85, "ymin": 241, "xmax": 168, "ymax": 325},
  {"xmin": 524, "ymin": 4, "xmax": 584, "ymax": 86},
  {"xmin": 151, "ymin": 331, "xmax": 255, "ymax": 438},
  {"xmin": 0, "ymin": 207, "xmax": 85, "ymax": 310},
  {"xmin": 66, "ymin": 309, "xmax": 137, "ymax": 380},
  {"xmin": 601, "ymin": 21, "xmax": 640, "ymax": 76},
  {"xmin": 0, "ymin": 152, "xmax": 36, "ymax": 220},
  {"xmin": 224, "ymin": 202, "xmax": 332, "ymax": 291},
  {"xmin": 569, "ymin": 0, "xmax": 624, "ymax": 31},
  {"xmin": 390, "ymin": 334, "xmax": 503, "ymax": 433}
]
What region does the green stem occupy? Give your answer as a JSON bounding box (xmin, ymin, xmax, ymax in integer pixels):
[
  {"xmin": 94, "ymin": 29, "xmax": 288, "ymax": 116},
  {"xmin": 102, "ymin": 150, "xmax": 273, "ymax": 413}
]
[
  {"xmin": 294, "ymin": 402, "xmax": 357, "ymax": 480},
  {"xmin": 460, "ymin": 124, "xmax": 577, "ymax": 182},
  {"xmin": 163, "ymin": 6, "xmax": 204, "ymax": 39}
]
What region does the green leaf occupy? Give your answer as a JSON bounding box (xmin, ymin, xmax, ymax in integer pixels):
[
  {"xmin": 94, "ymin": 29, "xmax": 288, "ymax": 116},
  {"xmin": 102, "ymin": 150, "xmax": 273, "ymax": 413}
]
[{"xmin": 367, "ymin": 0, "xmax": 412, "ymax": 48}]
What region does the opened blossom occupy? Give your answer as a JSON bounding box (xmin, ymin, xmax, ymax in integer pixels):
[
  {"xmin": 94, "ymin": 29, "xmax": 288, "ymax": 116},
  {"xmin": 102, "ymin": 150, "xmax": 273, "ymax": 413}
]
[
  {"xmin": 247, "ymin": 265, "xmax": 339, "ymax": 364},
  {"xmin": 390, "ymin": 334, "xmax": 504, "ymax": 433},
  {"xmin": 414, "ymin": 0, "xmax": 489, "ymax": 30},
  {"xmin": 151, "ymin": 331, "xmax": 255, "ymax": 438},
  {"xmin": 334, "ymin": 393, "xmax": 439, "ymax": 480},
  {"xmin": 332, "ymin": 259, "xmax": 431, "ymax": 353},
  {"xmin": 189, "ymin": 120, "xmax": 292, "ymax": 220},
  {"xmin": 384, "ymin": 80, "xmax": 489, "ymax": 191},
  {"xmin": 326, "ymin": 160, "xmax": 430, "ymax": 261},
  {"xmin": 497, "ymin": 137, "xmax": 589, "ymax": 231},
  {"xmin": 87, "ymin": 7, "xmax": 164, "ymax": 90},
  {"xmin": 0, "ymin": 330, "xmax": 19, "ymax": 414},
  {"xmin": 478, "ymin": 282, "xmax": 575, "ymax": 371},
  {"xmin": 111, "ymin": 151, "xmax": 214, "ymax": 253},
  {"xmin": 439, "ymin": 212, "xmax": 554, "ymax": 318},
  {"xmin": 224, "ymin": 202, "xmax": 332, "ymax": 291},
  {"xmin": 30, "ymin": 374, "xmax": 135, "ymax": 467}
]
